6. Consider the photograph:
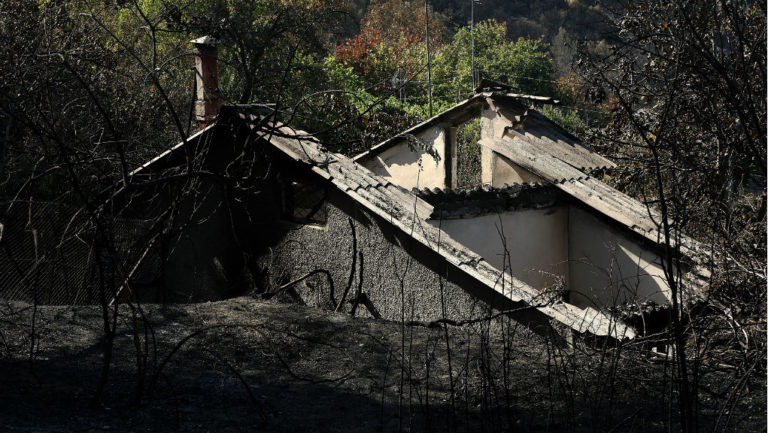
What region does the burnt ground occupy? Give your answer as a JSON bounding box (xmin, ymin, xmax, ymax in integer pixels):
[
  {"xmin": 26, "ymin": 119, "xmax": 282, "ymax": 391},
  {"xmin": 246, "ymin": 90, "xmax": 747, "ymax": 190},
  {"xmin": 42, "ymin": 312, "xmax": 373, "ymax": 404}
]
[{"xmin": 0, "ymin": 297, "xmax": 764, "ymax": 433}]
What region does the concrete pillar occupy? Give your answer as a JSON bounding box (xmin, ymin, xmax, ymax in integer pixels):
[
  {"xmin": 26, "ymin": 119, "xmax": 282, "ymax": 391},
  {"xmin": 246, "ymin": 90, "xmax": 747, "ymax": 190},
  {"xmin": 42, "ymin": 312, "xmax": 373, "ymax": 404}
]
[
  {"xmin": 480, "ymin": 106, "xmax": 501, "ymax": 185},
  {"xmin": 445, "ymin": 126, "xmax": 458, "ymax": 189}
]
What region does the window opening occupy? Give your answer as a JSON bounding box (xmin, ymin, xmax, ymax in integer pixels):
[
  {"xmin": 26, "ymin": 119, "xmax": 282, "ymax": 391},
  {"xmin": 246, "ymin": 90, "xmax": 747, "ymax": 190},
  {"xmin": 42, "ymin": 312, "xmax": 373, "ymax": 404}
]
[{"xmin": 282, "ymin": 178, "xmax": 327, "ymax": 226}]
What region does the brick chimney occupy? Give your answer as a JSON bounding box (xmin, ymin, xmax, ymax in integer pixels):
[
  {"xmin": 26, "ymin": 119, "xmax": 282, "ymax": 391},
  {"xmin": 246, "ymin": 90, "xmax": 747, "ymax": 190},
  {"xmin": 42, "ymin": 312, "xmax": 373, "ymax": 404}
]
[{"xmin": 192, "ymin": 36, "xmax": 221, "ymax": 130}]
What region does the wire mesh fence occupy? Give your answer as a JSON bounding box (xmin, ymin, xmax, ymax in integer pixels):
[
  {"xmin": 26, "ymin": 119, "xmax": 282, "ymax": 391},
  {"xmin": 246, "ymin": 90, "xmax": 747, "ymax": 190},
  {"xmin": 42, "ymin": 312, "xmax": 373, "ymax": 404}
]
[{"xmin": 0, "ymin": 200, "xmax": 159, "ymax": 305}]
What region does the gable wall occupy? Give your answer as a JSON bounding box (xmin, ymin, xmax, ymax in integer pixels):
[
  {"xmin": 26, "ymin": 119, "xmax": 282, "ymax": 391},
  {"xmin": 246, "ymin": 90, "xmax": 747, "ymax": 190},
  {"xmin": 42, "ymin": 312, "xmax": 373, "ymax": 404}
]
[{"xmin": 358, "ymin": 126, "xmax": 448, "ymax": 190}]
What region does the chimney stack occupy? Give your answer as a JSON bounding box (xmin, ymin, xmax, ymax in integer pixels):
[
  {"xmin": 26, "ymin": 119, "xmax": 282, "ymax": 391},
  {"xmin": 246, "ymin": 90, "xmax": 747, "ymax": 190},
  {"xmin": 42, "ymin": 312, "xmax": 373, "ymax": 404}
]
[{"xmin": 191, "ymin": 36, "xmax": 221, "ymax": 130}]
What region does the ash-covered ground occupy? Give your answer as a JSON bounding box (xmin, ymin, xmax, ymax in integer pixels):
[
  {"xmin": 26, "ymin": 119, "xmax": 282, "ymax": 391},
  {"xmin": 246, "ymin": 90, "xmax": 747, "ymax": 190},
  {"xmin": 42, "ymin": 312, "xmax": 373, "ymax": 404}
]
[{"xmin": 0, "ymin": 297, "xmax": 764, "ymax": 432}]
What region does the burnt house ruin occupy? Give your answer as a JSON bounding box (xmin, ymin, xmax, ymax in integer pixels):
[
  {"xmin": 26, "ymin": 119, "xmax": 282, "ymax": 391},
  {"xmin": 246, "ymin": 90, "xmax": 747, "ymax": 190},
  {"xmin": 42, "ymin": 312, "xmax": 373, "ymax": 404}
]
[
  {"xmin": 119, "ymin": 90, "xmax": 711, "ymax": 340},
  {"xmin": 0, "ymin": 38, "xmax": 712, "ymax": 342}
]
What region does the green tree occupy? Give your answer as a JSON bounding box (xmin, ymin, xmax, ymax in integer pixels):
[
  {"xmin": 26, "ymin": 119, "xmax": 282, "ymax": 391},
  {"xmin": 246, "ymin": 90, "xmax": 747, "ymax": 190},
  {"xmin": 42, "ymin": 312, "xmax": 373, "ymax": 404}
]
[{"xmin": 432, "ymin": 20, "xmax": 555, "ymax": 102}]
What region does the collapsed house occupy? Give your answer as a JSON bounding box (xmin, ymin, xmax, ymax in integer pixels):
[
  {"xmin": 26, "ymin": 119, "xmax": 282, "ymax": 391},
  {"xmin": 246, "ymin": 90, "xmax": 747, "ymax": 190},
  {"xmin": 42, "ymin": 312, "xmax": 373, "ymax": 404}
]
[
  {"xmin": 123, "ymin": 86, "xmax": 711, "ymax": 341},
  {"xmin": 0, "ymin": 38, "xmax": 712, "ymax": 342},
  {"xmin": 353, "ymin": 88, "xmax": 712, "ymax": 311},
  {"xmin": 124, "ymin": 105, "xmax": 629, "ymax": 340}
]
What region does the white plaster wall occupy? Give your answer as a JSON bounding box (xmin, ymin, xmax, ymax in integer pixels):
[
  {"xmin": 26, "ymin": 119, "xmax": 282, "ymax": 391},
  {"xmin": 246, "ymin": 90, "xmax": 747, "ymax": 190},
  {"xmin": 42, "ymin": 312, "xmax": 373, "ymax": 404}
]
[
  {"xmin": 568, "ymin": 205, "xmax": 671, "ymax": 308},
  {"xmin": 491, "ymin": 152, "xmax": 542, "ymax": 186},
  {"xmin": 360, "ymin": 126, "xmax": 446, "ymax": 190},
  {"xmin": 479, "ymin": 106, "xmax": 543, "ymax": 186},
  {"xmin": 431, "ymin": 206, "xmax": 570, "ymax": 290}
]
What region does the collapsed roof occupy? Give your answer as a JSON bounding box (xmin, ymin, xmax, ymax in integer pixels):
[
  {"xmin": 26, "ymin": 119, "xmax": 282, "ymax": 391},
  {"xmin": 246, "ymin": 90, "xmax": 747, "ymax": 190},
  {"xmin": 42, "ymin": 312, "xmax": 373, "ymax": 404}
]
[
  {"xmin": 130, "ymin": 94, "xmax": 713, "ymax": 340},
  {"xmin": 129, "ymin": 105, "xmax": 638, "ymax": 339},
  {"xmin": 242, "ymin": 113, "xmax": 638, "ymax": 340},
  {"xmin": 354, "ymin": 91, "xmax": 616, "ymax": 174},
  {"xmin": 352, "ymin": 92, "xmax": 711, "ymax": 300}
]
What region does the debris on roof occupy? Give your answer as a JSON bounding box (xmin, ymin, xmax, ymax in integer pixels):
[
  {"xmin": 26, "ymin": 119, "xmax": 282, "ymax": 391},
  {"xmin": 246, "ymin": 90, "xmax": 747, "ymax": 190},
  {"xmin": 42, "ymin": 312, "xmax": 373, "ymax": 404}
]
[
  {"xmin": 413, "ymin": 183, "xmax": 560, "ymax": 219},
  {"xmin": 474, "ymin": 78, "xmax": 561, "ymax": 104}
]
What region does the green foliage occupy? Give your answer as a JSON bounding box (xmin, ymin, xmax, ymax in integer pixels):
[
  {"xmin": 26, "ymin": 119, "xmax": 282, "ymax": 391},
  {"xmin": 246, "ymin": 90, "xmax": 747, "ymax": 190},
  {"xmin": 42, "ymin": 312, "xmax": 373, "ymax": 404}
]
[
  {"xmin": 432, "ymin": 20, "xmax": 556, "ymax": 101},
  {"xmin": 322, "ymin": 56, "xmax": 363, "ymax": 91},
  {"xmin": 334, "ymin": 0, "xmax": 449, "ymax": 93},
  {"xmin": 456, "ymin": 118, "xmax": 482, "ymax": 187},
  {"xmin": 393, "ymin": 98, "xmax": 453, "ymax": 120},
  {"xmin": 537, "ymin": 105, "xmax": 588, "ymax": 136},
  {"xmin": 343, "ymin": 0, "xmax": 616, "ymax": 48},
  {"xmin": 322, "ymin": 18, "xmax": 563, "ymax": 154}
]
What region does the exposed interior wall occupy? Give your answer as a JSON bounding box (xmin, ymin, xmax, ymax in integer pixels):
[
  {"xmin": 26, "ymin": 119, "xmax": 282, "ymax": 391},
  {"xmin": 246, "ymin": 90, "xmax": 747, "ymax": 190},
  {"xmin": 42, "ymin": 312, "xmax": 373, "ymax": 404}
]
[
  {"xmin": 475, "ymin": 102, "xmax": 671, "ymax": 309},
  {"xmin": 358, "ymin": 100, "xmax": 542, "ymax": 189},
  {"xmin": 358, "ymin": 126, "xmax": 447, "ymax": 190},
  {"xmin": 479, "ymin": 103, "xmax": 543, "ymax": 186},
  {"xmin": 568, "ymin": 205, "xmax": 671, "ymax": 308},
  {"xmin": 430, "ymin": 206, "xmax": 569, "ymax": 291},
  {"xmin": 490, "ymin": 152, "xmax": 542, "ymax": 186}
]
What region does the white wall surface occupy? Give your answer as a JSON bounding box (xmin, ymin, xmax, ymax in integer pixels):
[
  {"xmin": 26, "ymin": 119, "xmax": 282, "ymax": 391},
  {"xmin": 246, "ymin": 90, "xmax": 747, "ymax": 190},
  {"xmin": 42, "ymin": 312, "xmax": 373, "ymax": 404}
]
[
  {"xmin": 568, "ymin": 205, "xmax": 671, "ymax": 308},
  {"xmin": 480, "ymin": 107, "xmax": 502, "ymax": 184},
  {"xmin": 360, "ymin": 126, "xmax": 446, "ymax": 190},
  {"xmin": 491, "ymin": 152, "xmax": 542, "ymax": 186},
  {"xmin": 431, "ymin": 206, "xmax": 570, "ymax": 291}
]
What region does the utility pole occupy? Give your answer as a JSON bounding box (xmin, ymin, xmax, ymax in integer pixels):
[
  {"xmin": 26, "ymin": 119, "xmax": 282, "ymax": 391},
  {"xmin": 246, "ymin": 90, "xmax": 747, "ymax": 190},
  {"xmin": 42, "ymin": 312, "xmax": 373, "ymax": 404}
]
[
  {"xmin": 471, "ymin": 0, "xmax": 481, "ymax": 91},
  {"xmin": 471, "ymin": 0, "xmax": 475, "ymax": 90},
  {"xmin": 425, "ymin": 0, "xmax": 433, "ymax": 117}
]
